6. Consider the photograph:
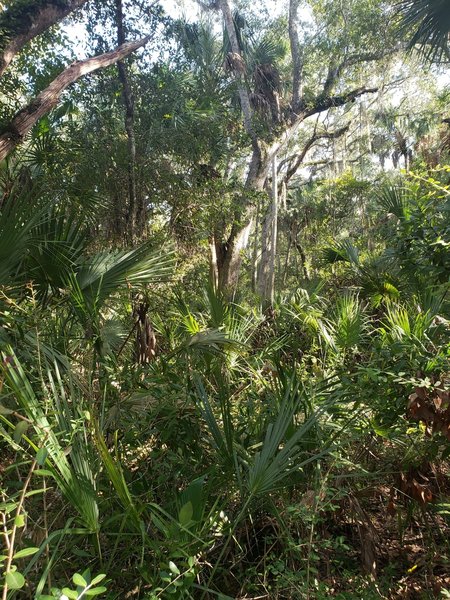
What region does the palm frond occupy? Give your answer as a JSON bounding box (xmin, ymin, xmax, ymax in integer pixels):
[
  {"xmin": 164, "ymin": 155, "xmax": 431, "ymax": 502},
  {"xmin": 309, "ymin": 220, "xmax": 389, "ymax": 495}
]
[
  {"xmin": 26, "ymin": 206, "xmax": 89, "ymax": 303},
  {"xmin": 194, "ymin": 378, "xmax": 235, "ymax": 465},
  {"xmin": 204, "ymin": 284, "xmax": 230, "ymax": 328},
  {"xmin": 186, "ymin": 328, "xmax": 236, "ymax": 355},
  {"xmin": 247, "ymin": 376, "xmax": 330, "ymax": 497},
  {"xmin": 72, "ymin": 243, "xmax": 175, "ymax": 314},
  {"xmin": 285, "ymin": 287, "xmax": 328, "ymax": 337},
  {"xmin": 377, "ymin": 184, "xmax": 409, "ymax": 219},
  {"xmin": 250, "ymin": 35, "xmax": 287, "ymax": 68},
  {"xmin": 398, "ymin": 0, "xmax": 450, "ymax": 63},
  {"xmin": 332, "ymin": 292, "xmax": 368, "ymax": 351},
  {"xmin": 0, "ymin": 350, "xmax": 99, "ymax": 531},
  {"xmin": 321, "ymin": 239, "xmax": 360, "ymax": 266},
  {"xmin": 93, "ymin": 421, "xmax": 142, "ymax": 530},
  {"xmin": 0, "ymin": 184, "xmax": 48, "ymax": 285}
]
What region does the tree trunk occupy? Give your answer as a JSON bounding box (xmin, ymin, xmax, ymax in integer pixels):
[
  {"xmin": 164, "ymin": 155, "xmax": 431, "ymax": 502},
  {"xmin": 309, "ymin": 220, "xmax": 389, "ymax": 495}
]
[
  {"xmin": 212, "ymin": 0, "xmax": 382, "ymax": 294},
  {"xmin": 0, "ymin": 37, "xmax": 149, "ymax": 162},
  {"xmin": 294, "ymin": 239, "xmax": 309, "ymax": 281},
  {"xmin": 215, "ymin": 0, "xmax": 265, "ymax": 293},
  {"xmin": 268, "ymin": 155, "xmax": 278, "ymax": 304},
  {"xmin": 251, "ymin": 196, "xmax": 260, "ymax": 293},
  {"xmin": 115, "ymin": 0, "xmax": 141, "ymax": 238},
  {"xmin": 258, "ymin": 155, "xmax": 278, "ymax": 305},
  {"xmin": 209, "ymin": 237, "xmax": 219, "ymax": 290},
  {"xmin": 257, "ymin": 206, "xmax": 270, "ymax": 297},
  {"xmin": 218, "ymin": 0, "xmax": 255, "ymax": 143},
  {"xmin": 216, "ymin": 219, "xmax": 253, "ymax": 294},
  {"xmin": 215, "ymin": 83, "xmax": 373, "ymax": 293},
  {"xmin": 289, "ymin": 0, "xmax": 303, "ymax": 112},
  {"xmin": 282, "ymin": 232, "xmax": 292, "ymax": 286}
]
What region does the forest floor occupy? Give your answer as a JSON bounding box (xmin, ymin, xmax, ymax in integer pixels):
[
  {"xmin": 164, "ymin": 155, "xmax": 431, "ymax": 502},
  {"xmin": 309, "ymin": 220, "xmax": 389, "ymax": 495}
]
[{"xmin": 305, "ymin": 463, "xmax": 450, "ymax": 599}]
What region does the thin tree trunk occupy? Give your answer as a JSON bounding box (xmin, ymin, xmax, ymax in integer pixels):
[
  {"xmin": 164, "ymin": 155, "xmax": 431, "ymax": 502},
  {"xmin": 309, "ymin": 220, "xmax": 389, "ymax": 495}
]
[
  {"xmin": 251, "ymin": 197, "xmax": 260, "ymax": 293},
  {"xmin": 258, "ymin": 207, "xmax": 270, "ymax": 297},
  {"xmin": 209, "ymin": 237, "xmax": 219, "ymax": 290},
  {"xmin": 268, "ymin": 154, "xmax": 278, "ymax": 304},
  {"xmin": 116, "ymin": 0, "xmax": 140, "ymax": 238},
  {"xmin": 289, "ymin": 0, "xmax": 303, "ymax": 112},
  {"xmin": 282, "ymin": 232, "xmax": 292, "ymax": 286},
  {"xmin": 294, "ymin": 238, "xmax": 309, "ymax": 281},
  {"xmin": 258, "ymin": 155, "xmax": 278, "ymax": 304}
]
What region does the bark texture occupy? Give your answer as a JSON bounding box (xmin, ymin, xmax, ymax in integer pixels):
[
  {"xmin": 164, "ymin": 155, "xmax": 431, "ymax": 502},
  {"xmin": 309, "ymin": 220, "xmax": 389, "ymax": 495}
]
[
  {"xmin": 0, "ymin": 37, "xmax": 149, "ymax": 161},
  {"xmin": 0, "ymin": 0, "xmax": 89, "ymax": 77},
  {"xmin": 258, "ymin": 155, "xmax": 278, "ymax": 304}
]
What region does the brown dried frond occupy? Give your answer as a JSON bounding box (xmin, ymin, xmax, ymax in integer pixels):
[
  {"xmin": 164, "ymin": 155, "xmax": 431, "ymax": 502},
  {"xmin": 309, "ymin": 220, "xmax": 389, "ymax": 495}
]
[
  {"xmin": 223, "ymin": 52, "xmax": 246, "ymax": 75},
  {"xmin": 250, "ymin": 92, "xmax": 270, "ymax": 113},
  {"xmin": 133, "ymin": 301, "xmax": 157, "ymax": 364},
  {"xmin": 254, "ymin": 63, "xmax": 281, "ymax": 95},
  {"xmin": 408, "ymin": 381, "xmax": 450, "ymax": 440}
]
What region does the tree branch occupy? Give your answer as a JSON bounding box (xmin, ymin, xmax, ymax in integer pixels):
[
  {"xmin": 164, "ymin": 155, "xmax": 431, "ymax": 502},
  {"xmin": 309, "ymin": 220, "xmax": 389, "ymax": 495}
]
[
  {"xmin": 305, "ymin": 86, "xmax": 378, "ymax": 119},
  {"xmin": 0, "ymin": 0, "xmax": 89, "ymax": 77},
  {"xmin": 321, "ymin": 49, "xmax": 399, "ymax": 97},
  {"xmin": 0, "ymin": 37, "xmax": 150, "ymax": 161},
  {"xmin": 281, "ymin": 124, "xmax": 350, "ymax": 185}
]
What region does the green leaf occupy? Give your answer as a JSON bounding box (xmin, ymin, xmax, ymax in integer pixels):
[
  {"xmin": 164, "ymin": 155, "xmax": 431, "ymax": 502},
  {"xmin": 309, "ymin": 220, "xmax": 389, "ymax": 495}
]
[
  {"xmin": 62, "ymin": 588, "xmax": 79, "ymax": 599},
  {"xmin": 0, "ymin": 403, "xmax": 13, "ymax": 415},
  {"xmin": 0, "ymin": 502, "xmax": 17, "ymax": 514},
  {"xmin": 13, "ymin": 547, "xmax": 39, "ymax": 559},
  {"xmin": 14, "ymin": 513, "xmax": 25, "ymax": 527},
  {"xmin": 13, "ymin": 421, "xmax": 28, "ymax": 442},
  {"xmin": 371, "ymin": 420, "xmax": 390, "ymax": 438},
  {"xmin": 73, "ymin": 572, "xmax": 87, "ymax": 587},
  {"xmin": 5, "ymin": 570, "xmax": 25, "ymax": 589},
  {"xmin": 85, "ymin": 586, "xmax": 107, "ymax": 596},
  {"xmin": 91, "ymin": 574, "xmax": 106, "ymax": 586},
  {"xmin": 169, "ymin": 561, "xmax": 180, "ymax": 575},
  {"xmin": 34, "ymin": 469, "xmax": 54, "ymax": 477},
  {"xmin": 178, "ymin": 501, "xmax": 193, "ymax": 526},
  {"xmin": 36, "ymin": 447, "xmax": 49, "ymax": 466}
]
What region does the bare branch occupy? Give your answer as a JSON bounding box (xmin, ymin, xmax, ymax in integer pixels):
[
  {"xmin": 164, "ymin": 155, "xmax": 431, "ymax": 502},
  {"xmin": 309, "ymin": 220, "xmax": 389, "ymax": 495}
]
[
  {"xmin": 0, "ymin": 37, "xmax": 150, "ymax": 161},
  {"xmin": 281, "ymin": 124, "xmax": 350, "ymax": 185}
]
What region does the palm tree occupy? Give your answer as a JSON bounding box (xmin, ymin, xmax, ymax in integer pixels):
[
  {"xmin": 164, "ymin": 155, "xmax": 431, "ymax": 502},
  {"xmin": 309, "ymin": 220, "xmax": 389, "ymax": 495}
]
[{"xmin": 398, "ymin": 0, "xmax": 450, "ymax": 62}]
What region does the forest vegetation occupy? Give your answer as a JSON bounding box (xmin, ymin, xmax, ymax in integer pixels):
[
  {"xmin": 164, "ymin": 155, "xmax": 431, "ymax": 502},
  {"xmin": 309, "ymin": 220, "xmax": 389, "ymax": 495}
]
[{"xmin": 0, "ymin": 0, "xmax": 449, "ymax": 598}]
